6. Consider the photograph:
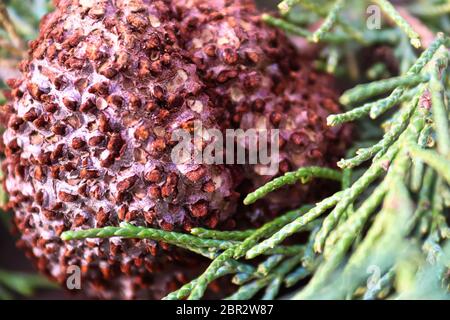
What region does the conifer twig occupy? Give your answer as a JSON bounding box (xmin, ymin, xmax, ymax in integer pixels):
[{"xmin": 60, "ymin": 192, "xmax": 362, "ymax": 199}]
[
  {"xmin": 313, "ymin": 139, "xmax": 402, "ymax": 253},
  {"xmin": 337, "ymin": 87, "xmax": 423, "ymax": 169},
  {"xmin": 407, "ymin": 146, "xmax": 450, "ymax": 185},
  {"xmin": 61, "ymin": 222, "xmax": 237, "ymax": 251},
  {"xmin": 245, "ymin": 192, "xmax": 344, "ymax": 259},
  {"xmin": 339, "ymin": 74, "xmax": 429, "ymax": 106},
  {"xmin": 328, "ymin": 34, "xmax": 447, "ymax": 127},
  {"xmin": 328, "ymin": 87, "xmax": 418, "ymax": 126},
  {"xmin": 430, "ymin": 55, "xmax": 450, "ymax": 157},
  {"xmin": 234, "ymin": 205, "xmax": 312, "ymax": 259},
  {"xmin": 310, "ymin": 0, "xmax": 345, "ymax": 43},
  {"xmin": 372, "ymin": 0, "xmax": 422, "ymax": 48},
  {"xmin": 323, "ymin": 180, "xmax": 388, "ymax": 258},
  {"xmin": 410, "ymin": 3, "xmax": 450, "ymax": 17},
  {"xmin": 363, "ymin": 268, "xmax": 395, "ymax": 300},
  {"xmin": 278, "ymin": 0, "xmax": 328, "ymax": 16},
  {"xmin": 225, "ymin": 254, "xmax": 304, "ymax": 300},
  {"xmin": 0, "ymin": 2, "xmax": 24, "ymax": 49},
  {"xmin": 243, "ymin": 167, "xmax": 342, "ymax": 205},
  {"xmin": 190, "ymin": 228, "xmax": 254, "ymax": 241},
  {"xmin": 262, "ymin": 14, "xmax": 400, "ymax": 45},
  {"xmin": 163, "ymin": 260, "xmax": 247, "ymax": 300},
  {"xmin": 188, "ymin": 248, "xmax": 236, "ymax": 300}
]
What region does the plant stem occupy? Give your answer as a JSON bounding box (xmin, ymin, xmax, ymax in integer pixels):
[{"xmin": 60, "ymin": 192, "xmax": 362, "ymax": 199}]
[
  {"xmin": 372, "ymin": 0, "xmax": 422, "ymax": 48},
  {"xmin": 243, "ymin": 167, "xmax": 342, "ymax": 205},
  {"xmin": 339, "ymin": 74, "xmax": 429, "ymax": 106},
  {"xmin": 311, "ymin": 0, "xmax": 346, "ymax": 43},
  {"xmin": 245, "ymin": 192, "xmax": 344, "ymax": 259},
  {"xmin": 190, "ymin": 228, "xmax": 254, "ymax": 241},
  {"xmin": 61, "ymin": 222, "xmax": 237, "ymax": 251}
]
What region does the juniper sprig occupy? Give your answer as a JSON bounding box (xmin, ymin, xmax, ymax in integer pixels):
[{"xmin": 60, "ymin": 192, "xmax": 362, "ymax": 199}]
[
  {"xmin": 190, "ymin": 228, "xmax": 255, "ymax": 241},
  {"xmin": 0, "ymin": 270, "xmax": 57, "ymax": 299},
  {"xmin": 339, "ymin": 74, "xmax": 429, "ymax": 106},
  {"xmin": 310, "ymin": 0, "xmax": 345, "ymax": 43},
  {"xmin": 243, "ymin": 167, "xmax": 342, "ymax": 205},
  {"xmin": 372, "ymin": 0, "xmax": 422, "ymax": 48},
  {"xmin": 245, "ymin": 192, "xmax": 344, "ymax": 259},
  {"xmin": 62, "ymin": 222, "xmax": 238, "ymax": 251}
]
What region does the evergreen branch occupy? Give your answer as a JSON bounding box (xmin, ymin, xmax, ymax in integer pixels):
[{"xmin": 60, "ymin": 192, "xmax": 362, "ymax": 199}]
[
  {"xmin": 299, "ymin": 147, "xmax": 414, "ymax": 299},
  {"xmin": 0, "ymin": 2, "xmax": 24, "ymax": 49},
  {"xmin": 367, "ymin": 62, "xmax": 389, "ymax": 80},
  {"xmin": 368, "ymin": 87, "xmax": 407, "ymax": 119},
  {"xmin": 337, "ymin": 87, "xmax": 422, "ymax": 169},
  {"xmin": 176, "ymin": 206, "xmax": 310, "ymax": 299},
  {"xmin": 408, "ymin": 168, "xmax": 435, "ymax": 234},
  {"xmin": 327, "ymin": 104, "xmax": 372, "ymax": 126},
  {"xmin": 262, "ymin": 277, "xmax": 283, "ymax": 300},
  {"xmin": 243, "ymin": 167, "xmax": 342, "ymax": 205},
  {"xmin": 225, "ymin": 277, "xmax": 271, "ymax": 300},
  {"xmin": 430, "ymin": 56, "xmax": 450, "ymax": 157},
  {"xmin": 407, "ymin": 146, "xmax": 450, "ymax": 185},
  {"xmin": 326, "ymin": 47, "xmax": 340, "ymax": 74},
  {"xmin": 268, "ymin": 245, "xmax": 306, "ymax": 256},
  {"xmin": 343, "ymin": 111, "xmax": 427, "ymax": 273},
  {"xmin": 369, "ymin": 35, "xmax": 447, "ymax": 118},
  {"xmin": 278, "ymin": 0, "xmax": 328, "ymax": 16},
  {"xmin": 61, "ymin": 223, "xmax": 236, "ymax": 251},
  {"xmin": 188, "ymin": 248, "xmax": 236, "ymax": 300},
  {"xmin": 277, "ymin": 0, "xmax": 296, "ymax": 15},
  {"xmin": 327, "ymin": 88, "xmax": 417, "ymax": 126},
  {"xmin": 226, "ymin": 254, "xmax": 304, "ymax": 300},
  {"xmin": 232, "ymin": 272, "xmax": 254, "ymax": 286},
  {"xmin": 311, "ymin": 0, "xmax": 346, "ymax": 43},
  {"xmin": 0, "ymin": 270, "xmax": 57, "ymax": 297},
  {"xmin": 245, "ymin": 192, "xmax": 344, "ymax": 259},
  {"xmin": 337, "ymin": 18, "xmax": 368, "ymax": 45},
  {"xmin": 256, "ymin": 255, "xmax": 285, "ymax": 277},
  {"xmin": 329, "ymin": 35, "xmax": 447, "ymax": 127},
  {"xmin": 410, "ymin": 124, "xmax": 433, "ymax": 192},
  {"xmin": 313, "ymin": 140, "xmax": 401, "ymax": 253},
  {"xmin": 284, "ymin": 226, "xmax": 320, "ymax": 288},
  {"xmin": 190, "ymin": 228, "xmax": 254, "ymax": 241},
  {"xmin": 279, "ymin": 0, "xmax": 366, "ymax": 47},
  {"xmin": 395, "ymin": 35, "xmax": 417, "ymax": 74},
  {"xmin": 263, "ymin": 253, "xmax": 306, "ymax": 299},
  {"xmin": 339, "ymin": 74, "xmax": 429, "ymax": 106},
  {"xmin": 163, "ymin": 260, "xmax": 244, "ymax": 300},
  {"xmin": 233, "ymin": 205, "xmax": 312, "ymax": 259},
  {"xmin": 410, "ymin": 3, "xmax": 450, "ymax": 17},
  {"xmin": 262, "ymin": 14, "xmax": 399, "ymax": 45},
  {"xmin": 323, "ymin": 180, "xmax": 388, "ymax": 258},
  {"xmin": 408, "ymin": 34, "xmax": 446, "ymax": 74},
  {"xmin": 262, "ymin": 14, "xmax": 312, "ymax": 38},
  {"xmin": 301, "ymin": 225, "xmax": 321, "ymax": 271},
  {"xmin": 372, "ymin": 0, "xmax": 421, "ymax": 48},
  {"xmin": 284, "ymin": 266, "xmax": 310, "ymax": 288},
  {"xmin": 363, "ymin": 268, "xmax": 395, "ymax": 300}
]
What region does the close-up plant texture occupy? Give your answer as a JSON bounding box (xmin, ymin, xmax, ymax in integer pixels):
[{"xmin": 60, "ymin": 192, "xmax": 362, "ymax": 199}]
[{"xmin": 0, "ymin": 0, "xmax": 449, "ymax": 300}]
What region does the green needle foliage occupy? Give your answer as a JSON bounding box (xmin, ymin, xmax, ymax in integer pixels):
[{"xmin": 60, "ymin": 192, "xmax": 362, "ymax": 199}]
[
  {"xmin": 0, "ymin": 270, "xmax": 57, "ymax": 299},
  {"xmin": 1, "ymin": 0, "xmax": 450, "ymax": 300},
  {"xmin": 243, "ymin": 167, "xmax": 342, "ymax": 205},
  {"xmin": 372, "ymin": 0, "xmax": 422, "ymax": 48}
]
